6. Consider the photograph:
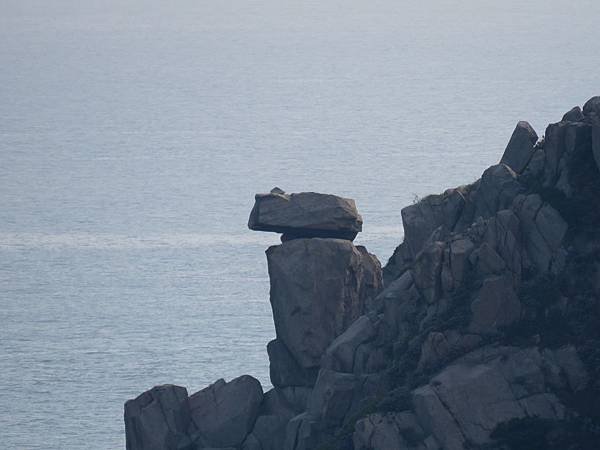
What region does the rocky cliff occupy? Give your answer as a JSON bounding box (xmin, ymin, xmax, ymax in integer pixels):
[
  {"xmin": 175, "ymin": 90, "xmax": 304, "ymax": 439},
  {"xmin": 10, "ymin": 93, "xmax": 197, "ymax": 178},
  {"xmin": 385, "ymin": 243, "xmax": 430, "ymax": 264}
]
[{"xmin": 125, "ymin": 97, "xmax": 600, "ymax": 450}]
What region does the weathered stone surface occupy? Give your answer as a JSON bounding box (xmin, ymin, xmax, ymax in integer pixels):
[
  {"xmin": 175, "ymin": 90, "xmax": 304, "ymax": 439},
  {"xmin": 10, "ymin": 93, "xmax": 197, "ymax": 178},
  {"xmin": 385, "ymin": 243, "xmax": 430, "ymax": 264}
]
[
  {"xmin": 473, "ymin": 164, "xmax": 523, "ymax": 219},
  {"xmin": 376, "ymin": 270, "xmax": 422, "ymax": 346},
  {"xmin": 562, "ymin": 106, "xmax": 584, "ymax": 122},
  {"xmin": 412, "ymin": 347, "xmax": 565, "ymax": 449},
  {"xmin": 441, "ymin": 237, "xmax": 475, "ymax": 293},
  {"xmin": 416, "ymin": 331, "xmax": 482, "ymax": 373},
  {"xmin": 353, "ymin": 412, "xmax": 431, "ymax": 450},
  {"xmin": 513, "ymin": 194, "xmax": 567, "ymax": 273},
  {"xmin": 267, "ymin": 339, "xmax": 318, "ymax": 388},
  {"xmin": 401, "ymin": 189, "xmax": 466, "ymax": 258},
  {"xmin": 262, "ymin": 387, "xmax": 312, "ymax": 420},
  {"xmin": 125, "ymin": 384, "xmax": 190, "ymax": 450},
  {"xmin": 550, "ymin": 346, "xmax": 590, "ymax": 392},
  {"xmin": 242, "ymin": 415, "xmax": 289, "ymax": 450},
  {"xmin": 267, "ymin": 238, "xmax": 382, "ymax": 369},
  {"xmin": 413, "ymin": 240, "xmax": 445, "ymax": 304},
  {"xmin": 321, "ymin": 316, "xmax": 381, "ymax": 373},
  {"xmin": 383, "ymin": 241, "xmax": 413, "ymax": 285},
  {"xmin": 592, "ymin": 116, "xmax": 600, "ymax": 172},
  {"xmin": 188, "ymin": 376, "xmax": 263, "ymax": 448},
  {"xmin": 500, "ymin": 121, "xmax": 538, "ymax": 174},
  {"xmin": 307, "ymin": 369, "xmax": 362, "ymax": 427},
  {"xmin": 248, "ymin": 189, "xmax": 362, "ymax": 240},
  {"xmin": 469, "ymin": 275, "xmax": 521, "ymax": 334},
  {"xmin": 283, "ymin": 413, "xmax": 320, "ymax": 450},
  {"xmin": 583, "ymin": 96, "xmax": 600, "ymax": 118}
]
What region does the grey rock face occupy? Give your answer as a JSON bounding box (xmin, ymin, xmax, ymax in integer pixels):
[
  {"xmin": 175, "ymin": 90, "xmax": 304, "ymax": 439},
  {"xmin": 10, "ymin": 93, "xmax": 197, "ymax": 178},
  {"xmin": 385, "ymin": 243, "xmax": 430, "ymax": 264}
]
[
  {"xmin": 307, "ymin": 369, "xmax": 363, "ymax": 427},
  {"xmin": 262, "ymin": 387, "xmax": 312, "ymax": 420},
  {"xmin": 592, "ymin": 117, "xmax": 600, "ymax": 171},
  {"xmin": 583, "ymin": 96, "xmax": 600, "ymax": 118},
  {"xmin": 353, "ymin": 412, "xmax": 433, "ymax": 450},
  {"xmin": 412, "ymin": 347, "xmax": 566, "ymax": 450},
  {"xmin": 401, "ymin": 189, "xmax": 466, "ymax": 258},
  {"xmin": 267, "ymin": 238, "xmax": 382, "ymax": 369},
  {"xmin": 473, "ymin": 164, "xmax": 523, "ymax": 218},
  {"xmin": 513, "ymin": 194, "xmax": 567, "ymax": 273},
  {"xmin": 500, "ymin": 121, "xmax": 538, "ymax": 174},
  {"xmin": 321, "ymin": 315, "xmax": 384, "ymax": 374},
  {"xmin": 188, "ymin": 376, "xmax": 263, "ymax": 448},
  {"xmin": 469, "ymin": 275, "xmax": 521, "ymax": 334},
  {"xmin": 248, "ymin": 189, "xmax": 363, "ymax": 241},
  {"xmin": 267, "ymin": 339, "xmax": 318, "ymax": 388},
  {"xmin": 283, "ymin": 412, "xmax": 321, "ymax": 450},
  {"xmin": 242, "ymin": 415, "xmax": 289, "ymax": 450},
  {"xmin": 413, "ymin": 240, "xmax": 445, "ymax": 304},
  {"xmin": 562, "ymin": 106, "xmax": 585, "ymax": 122},
  {"xmin": 124, "ymin": 384, "xmax": 190, "ymax": 450}
]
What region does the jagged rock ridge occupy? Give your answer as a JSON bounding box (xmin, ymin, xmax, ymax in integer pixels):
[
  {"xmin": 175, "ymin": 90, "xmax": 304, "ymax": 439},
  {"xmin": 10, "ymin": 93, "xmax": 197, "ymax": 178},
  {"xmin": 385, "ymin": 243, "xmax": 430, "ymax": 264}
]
[{"xmin": 125, "ymin": 97, "xmax": 600, "ymax": 450}]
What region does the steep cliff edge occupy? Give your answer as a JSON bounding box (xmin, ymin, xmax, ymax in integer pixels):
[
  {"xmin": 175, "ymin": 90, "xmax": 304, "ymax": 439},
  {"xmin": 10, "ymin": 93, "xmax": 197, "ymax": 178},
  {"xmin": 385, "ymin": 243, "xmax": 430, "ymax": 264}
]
[{"xmin": 125, "ymin": 97, "xmax": 600, "ymax": 450}]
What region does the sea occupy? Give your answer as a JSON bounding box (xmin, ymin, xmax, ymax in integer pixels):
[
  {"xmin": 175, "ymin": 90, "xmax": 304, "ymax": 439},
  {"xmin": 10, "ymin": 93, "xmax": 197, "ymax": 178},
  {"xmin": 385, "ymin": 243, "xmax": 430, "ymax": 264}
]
[{"xmin": 1, "ymin": 0, "xmax": 599, "ymax": 448}]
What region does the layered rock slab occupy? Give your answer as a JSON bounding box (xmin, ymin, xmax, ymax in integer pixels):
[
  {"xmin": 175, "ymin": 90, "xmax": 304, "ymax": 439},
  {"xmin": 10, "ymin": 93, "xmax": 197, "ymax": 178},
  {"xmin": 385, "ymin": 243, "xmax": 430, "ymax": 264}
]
[{"xmin": 248, "ymin": 188, "xmax": 363, "ymax": 241}]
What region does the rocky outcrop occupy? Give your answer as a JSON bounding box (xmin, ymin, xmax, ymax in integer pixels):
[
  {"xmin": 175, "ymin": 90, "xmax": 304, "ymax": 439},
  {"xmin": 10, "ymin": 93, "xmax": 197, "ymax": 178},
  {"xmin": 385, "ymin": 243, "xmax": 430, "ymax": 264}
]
[
  {"xmin": 267, "ymin": 238, "xmax": 382, "ymax": 369},
  {"xmin": 125, "ymin": 385, "xmax": 191, "ymax": 450},
  {"xmin": 126, "ymin": 189, "xmax": 382, "ymax": 450},
  {"xmin": 126, "ymin": 97, "xmax": 600, "ymax": 450},
  {"xmin": 248, "ymin": 188, "xmax": 363, "ymax": 241},
  {"xmin": 188, "ymin": 376, "xmax": 263, "ymax": 448},
  {"xmin": 500, "ymin": 121, "xmax": 538, "ymax": 174}
]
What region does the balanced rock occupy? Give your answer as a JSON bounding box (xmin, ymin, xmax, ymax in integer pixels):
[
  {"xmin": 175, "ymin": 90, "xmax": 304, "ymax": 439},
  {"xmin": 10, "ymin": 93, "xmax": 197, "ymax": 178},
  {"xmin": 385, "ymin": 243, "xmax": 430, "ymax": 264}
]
[
  {"xmin": 267, "ymin": 238, "xmax": 382, "ymax": 369},
  {"xmin": 248, "ymin": 188, "xmax": 363, "ymax": 241}
]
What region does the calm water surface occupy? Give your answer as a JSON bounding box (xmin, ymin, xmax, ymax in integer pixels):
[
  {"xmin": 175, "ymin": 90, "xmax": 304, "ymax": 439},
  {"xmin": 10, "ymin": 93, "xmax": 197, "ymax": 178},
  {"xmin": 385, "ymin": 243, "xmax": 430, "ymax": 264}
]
[{"xmin": 1, "ymin": 0, "xmax": 599, "ymax": 448}]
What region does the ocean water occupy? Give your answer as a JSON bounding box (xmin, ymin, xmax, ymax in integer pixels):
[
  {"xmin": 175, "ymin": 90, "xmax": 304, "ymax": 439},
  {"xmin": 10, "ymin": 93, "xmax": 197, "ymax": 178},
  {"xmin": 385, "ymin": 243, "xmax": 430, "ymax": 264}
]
[{"xmin": 1, "ymin": 0, "xmax": 599, "ymax": 448}]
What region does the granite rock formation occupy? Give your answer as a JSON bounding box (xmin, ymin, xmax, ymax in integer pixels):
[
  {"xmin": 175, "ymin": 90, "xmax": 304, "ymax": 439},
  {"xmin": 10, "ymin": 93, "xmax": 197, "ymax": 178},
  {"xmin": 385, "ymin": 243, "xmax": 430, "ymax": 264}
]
[
  {"xmin": 248, "ymin": 188, "xmax": 363, "ymax": 241},
  {"xmin": 126, "ymin": 97, "xmax": 600, "ymax": 450}
]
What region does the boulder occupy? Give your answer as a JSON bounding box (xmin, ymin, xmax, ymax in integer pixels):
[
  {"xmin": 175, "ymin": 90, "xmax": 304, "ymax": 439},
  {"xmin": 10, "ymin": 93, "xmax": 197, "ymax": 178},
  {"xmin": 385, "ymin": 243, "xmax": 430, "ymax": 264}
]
[
  {"xmin": 188, "ymin": 376, "xmax": 263, "ymax": 448},
  {"xmin": 562, "ymin": 106, "xmax": 584, "ymax": 122},
  {"xmin": 124, "ymin": 384, "xmax": 191, "ymax": 450},
  {"xmin": 583, "ymin": 96, "xmax": 600, "ymax": 118},
  {"xmin": 412, "ymin": 347, "xmax": 565, "ymax": 450},
  {"xmin": 500, "ymin": 121, "xmax": 538, "ymax": 174},
  {"xmin": 469, "ymin": 275, "xmax": 521, "ymax": 334},
  {"xmin": 401, "ymin": 189, "xmax": 466, "ymax": 258},
  {"xmin": 267, "ymin": 238, "xmax": 382, "ymax": 369},
  {"xmin": 472, "ymin": 164, "xmax": 523, "ymax": 219},
  {"xmin": 321, "ymin": 315, "xmax": 383, "ymax": 374},
  {"xmin": 267, "ymin": 339, "xmax": 318, "ymax": 388},
  {"xmin": 248, "ymin": 188, "xmax": 362, "ymax": 241}
]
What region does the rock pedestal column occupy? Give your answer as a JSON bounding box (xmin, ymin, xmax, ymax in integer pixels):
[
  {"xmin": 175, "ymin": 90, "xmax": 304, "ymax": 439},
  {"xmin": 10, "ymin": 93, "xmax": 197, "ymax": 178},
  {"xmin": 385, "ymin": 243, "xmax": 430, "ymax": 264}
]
[
  {"xmin": 124, "ymin": 188, "xmax": 382, "ymax": 450},
  {"xmin": 250, "ymin": 189, "xmax": 382, "ymax": 390}
]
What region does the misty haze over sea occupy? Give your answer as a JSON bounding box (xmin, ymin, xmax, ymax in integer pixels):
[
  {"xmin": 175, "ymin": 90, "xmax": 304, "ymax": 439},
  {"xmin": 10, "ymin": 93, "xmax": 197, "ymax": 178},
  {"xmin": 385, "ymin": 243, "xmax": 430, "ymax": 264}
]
[{"xmin": 1, "ymin": 0, "xmax": 599, "ymax": 448}]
